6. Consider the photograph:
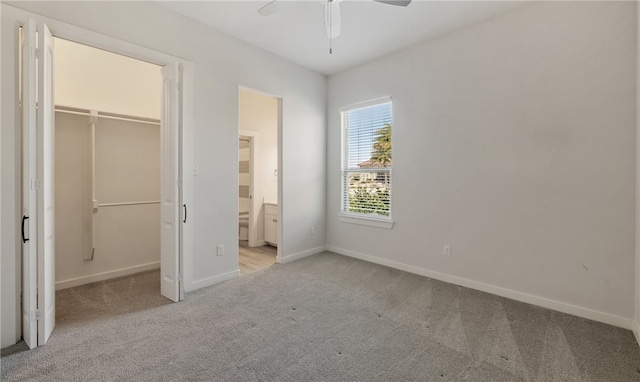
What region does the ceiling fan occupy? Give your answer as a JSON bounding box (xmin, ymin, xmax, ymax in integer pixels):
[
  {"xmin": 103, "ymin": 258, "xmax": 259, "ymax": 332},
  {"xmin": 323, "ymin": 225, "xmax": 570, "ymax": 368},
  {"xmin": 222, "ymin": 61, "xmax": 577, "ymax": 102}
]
[{"xmin": 258, "ymin": 0, "xmax": 412, "ymax": 40}]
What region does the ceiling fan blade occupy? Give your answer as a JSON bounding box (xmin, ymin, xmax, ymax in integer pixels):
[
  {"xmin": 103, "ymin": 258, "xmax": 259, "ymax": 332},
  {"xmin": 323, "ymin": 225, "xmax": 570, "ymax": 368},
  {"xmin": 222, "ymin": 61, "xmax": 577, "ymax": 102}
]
[
  {"xmin": 258, "ymin": 0, "xmax": 283, "ymax": 16},
  {"xmin": 372, "ymin": 0, "xmax": 412, "ymax": 7},
  {"xmin": 324, "ymin": 1, "xmax": 342, "ymax": 39}
]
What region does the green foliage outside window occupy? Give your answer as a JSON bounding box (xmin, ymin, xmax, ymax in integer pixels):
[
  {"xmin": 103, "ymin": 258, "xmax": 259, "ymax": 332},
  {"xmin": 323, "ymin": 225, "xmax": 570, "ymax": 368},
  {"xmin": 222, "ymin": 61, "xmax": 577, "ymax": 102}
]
[
  {"xmin": 348, "ymin": 186, "xmax": 390, "ymax": 216},
  {"xmin": 348, "ymin": 123, "xmax": 391, "ymax": 216},
  {"xmin": 370, "ymin": 124, "xmax": 392, "ymax": 167}
]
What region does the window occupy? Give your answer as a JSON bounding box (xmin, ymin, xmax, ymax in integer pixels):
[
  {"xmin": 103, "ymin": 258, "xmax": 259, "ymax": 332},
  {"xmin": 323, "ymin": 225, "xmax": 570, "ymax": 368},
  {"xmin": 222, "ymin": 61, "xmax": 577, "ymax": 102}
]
[{"xmin": 340, "ymin": 97, "xmax": 393, "ymax": 226}]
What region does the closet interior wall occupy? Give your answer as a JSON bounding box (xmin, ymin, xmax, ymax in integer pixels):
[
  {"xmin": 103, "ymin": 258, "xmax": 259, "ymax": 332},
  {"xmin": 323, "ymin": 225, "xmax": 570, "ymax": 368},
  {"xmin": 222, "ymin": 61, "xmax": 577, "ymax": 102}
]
[
  {"xmin": 55, "ymin": 110, "xmax": 161, "ymax": 289},
  {"xmin": 52, "ymin": 36, "xmax": 162, "ymax": 289}
]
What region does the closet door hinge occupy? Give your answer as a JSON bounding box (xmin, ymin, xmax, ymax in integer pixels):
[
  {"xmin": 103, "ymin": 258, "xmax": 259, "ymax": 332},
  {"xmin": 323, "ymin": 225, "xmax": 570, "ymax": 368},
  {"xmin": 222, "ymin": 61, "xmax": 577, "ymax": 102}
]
[
  {"xmin": 30, "ymin": 179, "xmax": 40, "ymax": 190},
  {"xmin": 177, "ymin": 178, "xmax": 182, "ymax": 188},
  {"xmin": 177, "ymin": 273, "xmax": 183, "ymax": 282},
  {"xmin": 177, "ymin": 82, "xmax": 182, "ymax": 92},
  {"xmin": 30, "ymin": 309, "xmax": 40, "ymax": 321}
]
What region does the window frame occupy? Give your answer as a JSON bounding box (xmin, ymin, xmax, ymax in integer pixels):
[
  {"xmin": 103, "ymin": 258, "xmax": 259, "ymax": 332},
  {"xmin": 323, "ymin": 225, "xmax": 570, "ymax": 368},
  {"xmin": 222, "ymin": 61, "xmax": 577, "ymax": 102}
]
[{"xmin": 339, "ymin": 96, "xmax": 394, "ymax": 229}]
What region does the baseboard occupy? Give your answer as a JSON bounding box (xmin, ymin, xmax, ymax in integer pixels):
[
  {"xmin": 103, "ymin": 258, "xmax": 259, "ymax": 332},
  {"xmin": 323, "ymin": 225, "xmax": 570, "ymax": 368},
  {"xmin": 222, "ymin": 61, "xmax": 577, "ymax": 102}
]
[
  {"xmin": 248, "ymin": 240, "xmax": 267, "ymax": 248},
  {"xmin": 326, "ymin": 246, "xmax": 633, "ymax": 330},
  {"xmin": 632, "ymin": 320, "xmax": 640, "ymax": 347},
  {"xmin": 55, "ymin": 261, "xmax": 160, "ymax": 290},
  {"xmin": 189, "ymin": 269, "xmax": 240, "ymax": 291},
  {"xmin": 277, "ymin": 245, "xmax": 326, "ymax": 264}
]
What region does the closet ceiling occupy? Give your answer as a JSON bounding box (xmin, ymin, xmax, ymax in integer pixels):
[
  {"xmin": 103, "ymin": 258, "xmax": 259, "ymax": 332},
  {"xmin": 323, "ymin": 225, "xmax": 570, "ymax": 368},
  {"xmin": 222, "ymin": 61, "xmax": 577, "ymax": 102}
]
[{"xmin": 157, "ymin": 1, "xmax": 529, "ymax": 76}]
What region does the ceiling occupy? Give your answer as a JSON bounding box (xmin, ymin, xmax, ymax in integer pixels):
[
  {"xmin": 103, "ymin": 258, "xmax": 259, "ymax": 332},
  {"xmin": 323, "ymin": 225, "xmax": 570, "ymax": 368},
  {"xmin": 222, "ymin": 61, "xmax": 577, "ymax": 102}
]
[{"xmin": 158, "ymin": 1, "xmax": 530, "ymax": 76}]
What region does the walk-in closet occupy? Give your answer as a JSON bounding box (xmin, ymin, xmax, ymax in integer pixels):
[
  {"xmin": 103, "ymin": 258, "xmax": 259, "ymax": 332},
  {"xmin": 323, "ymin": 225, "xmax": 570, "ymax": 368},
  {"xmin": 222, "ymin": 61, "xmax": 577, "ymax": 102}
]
[{"xmin": 54, "ymin": 37, "xmax": 163, "ymax": 292}]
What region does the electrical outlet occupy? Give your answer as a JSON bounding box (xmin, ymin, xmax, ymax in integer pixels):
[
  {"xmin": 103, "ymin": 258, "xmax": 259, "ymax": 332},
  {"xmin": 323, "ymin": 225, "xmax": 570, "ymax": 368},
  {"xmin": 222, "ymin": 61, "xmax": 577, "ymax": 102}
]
[
  {"xmin": 217, "ymin": 245, "xmax": 224, "ymax": 256},
  {"xmin": 311, "ymin": 226, "xmax": 315, "ymax": 236},
  {"xmin": 444, "ymin": 245, "xmax": 451, "ymax": 256}
]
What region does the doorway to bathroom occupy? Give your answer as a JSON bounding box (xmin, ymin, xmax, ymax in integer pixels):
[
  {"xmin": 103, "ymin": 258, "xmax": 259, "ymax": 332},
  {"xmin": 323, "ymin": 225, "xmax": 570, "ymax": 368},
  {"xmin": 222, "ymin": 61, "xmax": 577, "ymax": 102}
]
[{"xmin": 237, "ymin": 88, "xmax": 280, "ymax": 275}]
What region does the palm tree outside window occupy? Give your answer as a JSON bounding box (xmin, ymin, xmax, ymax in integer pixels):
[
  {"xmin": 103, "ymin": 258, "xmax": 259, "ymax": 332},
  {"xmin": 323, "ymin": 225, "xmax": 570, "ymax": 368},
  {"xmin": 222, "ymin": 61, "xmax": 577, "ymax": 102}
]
[{"xmin": 340, "ymin": 97, "xmax": 392, "ymax": 218}]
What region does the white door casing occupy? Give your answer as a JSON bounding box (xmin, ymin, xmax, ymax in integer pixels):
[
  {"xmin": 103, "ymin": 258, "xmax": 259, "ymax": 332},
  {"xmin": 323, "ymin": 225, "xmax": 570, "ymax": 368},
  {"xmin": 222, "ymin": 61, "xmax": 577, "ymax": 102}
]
[
  {"xmin": 21, "ymin": 18, "xmax": 38, "ymax": 350},
  {"xmin": 160, "ymin": 63, "xmax": 182, "ymax": 302},
  {"xmin": 37, "ymin": 21, "xmax": 56, "ymax": 346}
]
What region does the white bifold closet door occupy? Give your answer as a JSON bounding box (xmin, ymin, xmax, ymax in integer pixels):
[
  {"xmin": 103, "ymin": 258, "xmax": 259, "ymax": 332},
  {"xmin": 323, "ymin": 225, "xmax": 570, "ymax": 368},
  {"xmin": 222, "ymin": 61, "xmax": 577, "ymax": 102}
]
[
  {"xmin": 22, "ymin": 18, "xmax": 56, "ymax": 349},
  {"xmin": 160, "ymin": 62, "xmax": 183, "ymax": 302}
]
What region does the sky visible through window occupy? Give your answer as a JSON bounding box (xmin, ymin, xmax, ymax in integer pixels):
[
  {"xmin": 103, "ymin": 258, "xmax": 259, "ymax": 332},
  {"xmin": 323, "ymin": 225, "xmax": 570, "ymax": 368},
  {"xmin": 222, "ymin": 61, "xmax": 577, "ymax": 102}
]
[{"xmin": 346, "ymin": 102, "xmax": 392, "ymax": 168}]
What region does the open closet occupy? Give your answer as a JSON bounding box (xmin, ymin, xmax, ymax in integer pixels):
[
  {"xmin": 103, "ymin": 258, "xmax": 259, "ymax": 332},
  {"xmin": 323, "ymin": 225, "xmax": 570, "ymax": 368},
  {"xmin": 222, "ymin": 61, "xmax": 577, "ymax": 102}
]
[
  {"xmin": 13, "ymin": 18, "xmax": 186, "ymax": 349},
  {"xmin": 53, "ymin": 37, "xmax": 163, "ymax": 289}
]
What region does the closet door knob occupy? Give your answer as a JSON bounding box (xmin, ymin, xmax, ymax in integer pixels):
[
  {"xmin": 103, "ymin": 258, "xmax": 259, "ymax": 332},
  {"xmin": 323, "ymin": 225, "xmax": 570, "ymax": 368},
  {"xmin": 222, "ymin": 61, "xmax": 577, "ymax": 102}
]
[
  {"xmin": 183, "ymin": 204, "xmax": 187, "ymax": 223},
  {"xmin": 22, "ymin": 215, "xmax": 29, "ymax": 243}
]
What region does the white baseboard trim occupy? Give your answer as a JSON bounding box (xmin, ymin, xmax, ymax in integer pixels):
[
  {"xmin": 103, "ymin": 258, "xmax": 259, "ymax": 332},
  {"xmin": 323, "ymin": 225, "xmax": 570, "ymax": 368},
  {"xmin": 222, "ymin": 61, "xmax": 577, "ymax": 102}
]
[
  {"xmin": 277, "ymin": 245, "xmax": 326, "ymax": 264},
  {"xmin": 55, "ymin": 261, "xmax": 160, "ymax": 290},
  {"xmin": 248, "ymin": 240, "xmax": 267, "ymax": 248},
  {"xmin": 632, "ymin": 320, "xmax": 640, "ymax": 347},
  {"xmin": 189, "ymin": 269, "xmax": 240, "ymax": 291},
  {"xmin": 326, "ymin": 246, "xmax": 633, "ymax": 330}
]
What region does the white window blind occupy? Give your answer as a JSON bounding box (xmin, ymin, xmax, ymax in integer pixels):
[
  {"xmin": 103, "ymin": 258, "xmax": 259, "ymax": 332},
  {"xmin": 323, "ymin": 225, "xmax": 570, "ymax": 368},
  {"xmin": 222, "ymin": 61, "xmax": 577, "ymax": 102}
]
[{"xmin": 341, "ymin": 97, "xmax": 392, "ymax": 218}]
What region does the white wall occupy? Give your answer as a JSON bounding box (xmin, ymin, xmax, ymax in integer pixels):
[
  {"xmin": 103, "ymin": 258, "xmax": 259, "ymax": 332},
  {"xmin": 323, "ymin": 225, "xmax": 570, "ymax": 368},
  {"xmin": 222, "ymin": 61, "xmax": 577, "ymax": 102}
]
[
  {"xmin": 327, "ymin": 1, "xmax": 636, "ymax": 326},
  {"xmin": 55, "ymin": 112, "xmax": 161, "ymax": 289},
  {"xmin": 1, "ymin": 10, "xmax": 22, "ymax": 348},
  {"xmin": 55, "ymin": 37, "xmax": 161, "ymax": 119},
  {"xmin": 1, "ymin": 1, "xmax": 326, "ymax": 348},
  {"xmin": 239, "ymin": 89, "xmax": 278, "ymax": 244}
]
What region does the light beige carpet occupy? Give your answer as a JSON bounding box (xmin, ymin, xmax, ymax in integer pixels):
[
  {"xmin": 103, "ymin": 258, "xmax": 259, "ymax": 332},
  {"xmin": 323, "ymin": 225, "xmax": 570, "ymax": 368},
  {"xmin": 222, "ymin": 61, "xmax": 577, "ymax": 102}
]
[{"xmin": 2, "ymin": 252, "xmax": 640, "ymax": 381}]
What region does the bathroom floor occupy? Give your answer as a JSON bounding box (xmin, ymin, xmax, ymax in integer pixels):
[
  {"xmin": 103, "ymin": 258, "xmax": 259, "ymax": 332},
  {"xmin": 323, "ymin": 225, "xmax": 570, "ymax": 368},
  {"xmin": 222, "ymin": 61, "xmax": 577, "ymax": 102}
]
[{"xmin": 239, "ymin": 241, "xmax": 277, "ymax": 275}]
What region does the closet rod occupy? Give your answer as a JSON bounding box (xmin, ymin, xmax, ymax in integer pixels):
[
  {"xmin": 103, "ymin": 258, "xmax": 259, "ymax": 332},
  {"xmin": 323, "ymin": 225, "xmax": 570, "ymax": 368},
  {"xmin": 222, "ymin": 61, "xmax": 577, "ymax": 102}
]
[
  {"xmin": 97, "ymin": 200, "xmax": 160, "ymax": 208},
  {"xmin": 55, "ymin": 107, "xmax": 161, "ymax": 126}
]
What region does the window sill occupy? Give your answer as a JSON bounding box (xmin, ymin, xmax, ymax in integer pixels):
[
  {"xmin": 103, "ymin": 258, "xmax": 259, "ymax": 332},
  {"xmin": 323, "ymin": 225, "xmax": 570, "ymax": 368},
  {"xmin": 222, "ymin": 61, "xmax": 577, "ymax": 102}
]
[{"xmin": 338, "ymin": 213, "xmax": 394, "ymax": 229}]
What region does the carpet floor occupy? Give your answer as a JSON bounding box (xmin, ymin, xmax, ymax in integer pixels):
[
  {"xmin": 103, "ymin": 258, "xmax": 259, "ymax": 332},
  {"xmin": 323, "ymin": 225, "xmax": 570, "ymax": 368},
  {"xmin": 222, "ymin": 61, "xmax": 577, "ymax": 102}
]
[{"xmin": 2, "ymin": 251, "xmax": 640, "ymax": 381}]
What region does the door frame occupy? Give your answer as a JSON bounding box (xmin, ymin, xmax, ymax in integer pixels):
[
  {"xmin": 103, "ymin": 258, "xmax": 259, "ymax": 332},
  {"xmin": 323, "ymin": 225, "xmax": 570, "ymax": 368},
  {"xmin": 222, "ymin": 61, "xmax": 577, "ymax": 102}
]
[
  {"xmin": 238, "ymin": 131, "xmax": 259, "ymax": 248},
  {"xmin": 9, "ymin": 7, "xmax": 194, "ymax": 343}
]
